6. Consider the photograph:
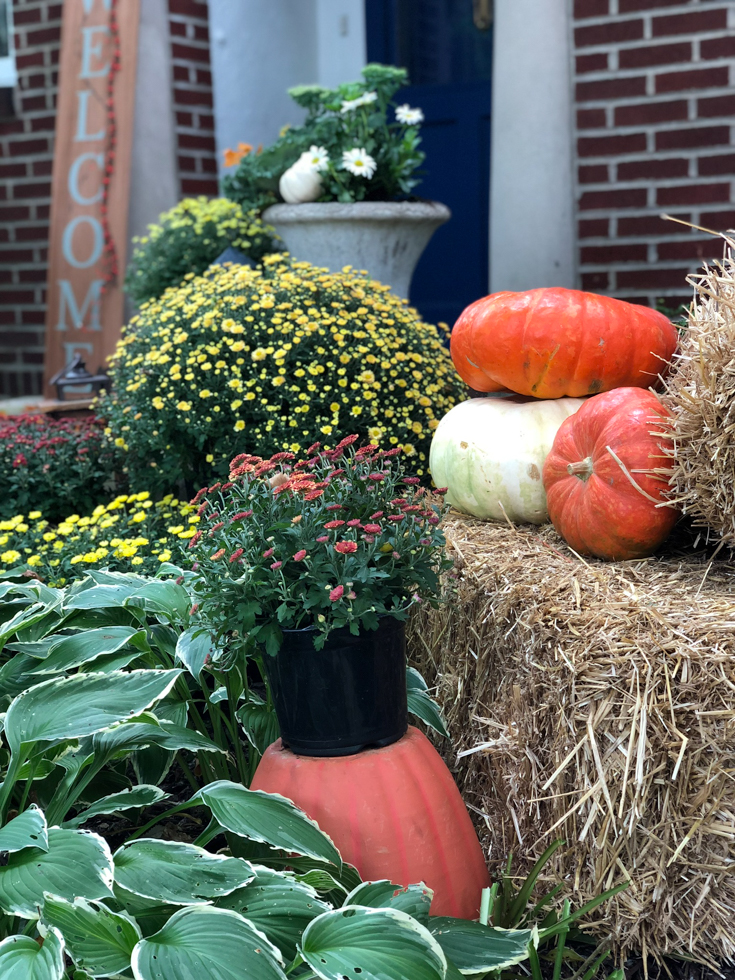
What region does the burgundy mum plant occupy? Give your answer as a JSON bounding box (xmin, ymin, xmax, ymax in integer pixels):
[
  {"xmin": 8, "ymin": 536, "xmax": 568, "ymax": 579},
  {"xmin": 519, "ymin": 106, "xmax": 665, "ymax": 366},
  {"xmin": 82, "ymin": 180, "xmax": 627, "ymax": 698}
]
[{"xmin": 188, "ymin": 435, "xmax": 450, "ymax": 653}]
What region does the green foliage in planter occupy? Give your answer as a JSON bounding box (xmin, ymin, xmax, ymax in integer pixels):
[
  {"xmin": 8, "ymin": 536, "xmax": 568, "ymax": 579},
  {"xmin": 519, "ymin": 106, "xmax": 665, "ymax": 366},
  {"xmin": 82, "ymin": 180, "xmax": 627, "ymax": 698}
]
[
  {"xmin": 223, "ymin": 63, "xmax": 425, "ymax": 210},
  {"xmin": 123, "ymin": 196, "xmax": 281, "ymax": 306},
  {"xmin": 101, "ymin": 254, "xmax": 463, "ymax": 498},
  {"xmin": 0, "ymin": 414, "xmax": 115, "ymax": 524}
]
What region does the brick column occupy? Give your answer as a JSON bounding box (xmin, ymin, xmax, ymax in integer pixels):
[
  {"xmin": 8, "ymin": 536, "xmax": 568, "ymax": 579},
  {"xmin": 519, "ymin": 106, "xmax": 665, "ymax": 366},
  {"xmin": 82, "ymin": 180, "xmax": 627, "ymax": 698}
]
[
  {"xmin": 0, "ymin": 0, "xmax": 60, "ymax": 397},
  {"xmin": 572, "ymin": 0, "xmax": 735, "ymax": 309}
]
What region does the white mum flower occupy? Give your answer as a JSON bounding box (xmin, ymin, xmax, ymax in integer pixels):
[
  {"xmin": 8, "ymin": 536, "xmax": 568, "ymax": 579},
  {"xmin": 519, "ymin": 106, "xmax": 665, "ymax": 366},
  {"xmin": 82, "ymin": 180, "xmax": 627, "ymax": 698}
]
[
  {"xmin": 342, "ymin": 148, "xmax": 377, "ymax": 179},
  {"xmin": 395, "ymin": 104, "xmax": 424, "ymax": 125},
  {"xmin": 340, "ymin": 91, "xmax": 378, "ymax": 113},
  {"xmin": 303, "ymin": 145, "xmax": 329, "ymax": 172}
]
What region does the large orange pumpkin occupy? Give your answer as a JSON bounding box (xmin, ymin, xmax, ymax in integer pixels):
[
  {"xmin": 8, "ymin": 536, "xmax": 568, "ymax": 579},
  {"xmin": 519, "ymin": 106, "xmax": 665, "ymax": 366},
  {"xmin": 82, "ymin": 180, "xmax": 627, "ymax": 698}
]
[
  {"xmin": 451, "ymin": 288, "xmax": 677, "ymax": 398},
  {"xmin": 542, "ymin": 387, "xmax": 677, "ymax": 560},
  {"xmin": 251, "ymin": 726, "xmax": 490, "ymax": 919}
]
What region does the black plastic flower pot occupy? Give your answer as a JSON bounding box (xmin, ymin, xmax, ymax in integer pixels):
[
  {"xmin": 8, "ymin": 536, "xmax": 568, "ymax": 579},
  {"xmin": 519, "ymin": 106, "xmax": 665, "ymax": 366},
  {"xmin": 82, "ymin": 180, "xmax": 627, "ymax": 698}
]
[{"xmin": 261, "ymin": 616, "xmax": 408, "ymax": 757}]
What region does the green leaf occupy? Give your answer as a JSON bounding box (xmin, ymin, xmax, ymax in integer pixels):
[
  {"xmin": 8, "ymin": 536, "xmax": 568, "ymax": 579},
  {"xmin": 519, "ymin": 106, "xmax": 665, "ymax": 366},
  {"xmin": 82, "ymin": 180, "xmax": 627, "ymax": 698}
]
[
  {"xmin": 43, "ymin": 895, "xmax": 140, "ymax": 977},
  {"xmin": 94, "ymin": 718, "xmax": 224, "ymax": 757},
  {"xmin": 0, "ymin": 827, "xmax": 114, "ymax": 918},
  {"xmin": 406, "ymin": 668, "xmax": 449, "ymax": 739},
  {"xmin": 4, "ymin": 669, "xmax": 182, "ymax": 755},
  {"xmin": 294, "ymin": 869, "xmax": 348, "ymax": 896},
  {"xmin": 345, "ymin": 880, "xmax": 433, "ymax": 924},
  {"xmin": 63, "ymin": 785, "xmax": 168, "ymax": 829},
  {"xmin": 175, "ymin": 627, "xmax": 214, "ymax": 679},
  {"xmin": 0, "ymin": 602, "xmax": 56, "ymax": 647},
  {"xmin": 64, "ymin": 584, "xmax": 142, "ymax": 611},
  {"xmin": 193, "ymin": 781, "xmax": 342, "ymax": 868},
  {"xmin": 33, "ymin": 627, "xmax": 146, "ymax": 674},
  {"xmin": 237, "ymin": 696, "xmax": 280, "ymax": 756},
  {"xmin": 131, "ymin": 905, "xmax": 287, "ymax": 980},
  {"xmin": 0, "ymin": 927, "xmax": 65, "ymax": 980},
  {"xmin": 301, "ymin": 905, "xmax": 447, "ymax": 980},
  {"xmin": 428, "ymin": 918, "xmax": 537, "ymax": 974},
  {"xmin": 217, "ymin": 866, "xmax": 331, "ymax": 963},
  {"xmin": 114, "ymin": 839, "xmax": 255, "ymax": 905},
  {"xmin": 0, "ymin": 804, "xmax": 48, "ymax": 853},
  {"xmin": 124, "ymin": 580, "xmax": 191, "ymax": 622}
]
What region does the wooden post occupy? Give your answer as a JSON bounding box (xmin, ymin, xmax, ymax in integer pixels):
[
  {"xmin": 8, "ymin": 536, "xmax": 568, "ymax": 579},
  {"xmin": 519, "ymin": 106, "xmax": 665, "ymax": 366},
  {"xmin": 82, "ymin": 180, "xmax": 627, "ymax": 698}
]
[{"xmin": 43, "ymin": 0, "xmax": 140, "ymax": 394}]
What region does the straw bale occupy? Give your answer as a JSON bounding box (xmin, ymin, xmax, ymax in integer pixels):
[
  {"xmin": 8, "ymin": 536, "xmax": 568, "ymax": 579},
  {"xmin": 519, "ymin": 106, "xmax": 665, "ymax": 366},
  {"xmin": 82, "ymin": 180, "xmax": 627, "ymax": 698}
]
[
  {"xmin": 408, "ymin": 514, "xmax": 735, "ymax": 967},
  {"xmin": 662, "ymin": 235, "xmax": 735, "ymax": 549}
]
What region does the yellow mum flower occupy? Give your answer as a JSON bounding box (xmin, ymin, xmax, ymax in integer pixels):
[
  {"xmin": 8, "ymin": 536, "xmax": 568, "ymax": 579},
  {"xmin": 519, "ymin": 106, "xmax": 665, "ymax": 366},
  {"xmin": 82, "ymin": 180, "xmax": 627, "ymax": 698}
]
[
  {"xmin": 234, "ymin": 420, "xmax": 245, "ymax": 432},
  {"xmin": 251, "ymin": 348, "xmax": 267, "ymax": 361},
  {"xmin": 177, "ymin": 400, "xmax": 192, "ymax": 411},
  {"xmin": 199, "ymin": 389, "xmax": 212, "ymax": 398},
  {"xmin": 28, "ymin": 511, "xmax": 42, "ymax": 520},
  {"xmin": 1, "ymin": 550, "xmax": 21, "ymax": 564}
]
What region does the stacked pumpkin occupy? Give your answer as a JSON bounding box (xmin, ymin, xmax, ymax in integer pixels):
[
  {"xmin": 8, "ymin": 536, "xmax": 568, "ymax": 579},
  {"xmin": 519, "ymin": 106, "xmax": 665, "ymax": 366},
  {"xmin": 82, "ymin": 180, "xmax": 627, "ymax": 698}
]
[{"xmin": 430, "ymin": 288, "xmax": 679, "ymax": 560}]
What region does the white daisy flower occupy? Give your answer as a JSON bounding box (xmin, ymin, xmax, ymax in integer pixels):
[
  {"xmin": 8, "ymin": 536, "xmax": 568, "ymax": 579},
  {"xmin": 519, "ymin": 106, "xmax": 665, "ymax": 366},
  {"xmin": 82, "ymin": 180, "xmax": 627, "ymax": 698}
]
[
  {"xmin": 395, "ymin": 104, "xmax": 424, "ymax": 125},
  {"xmin": 340, "ymin": 91, "xmax": 378, "ymax": 113},
  {"xmin": 342, "ymin": 148, "xmax": 377, "ymax": 179},
  {"xmin": 303, "ymin": 145, "xmax": 329, "ymax": 172}
]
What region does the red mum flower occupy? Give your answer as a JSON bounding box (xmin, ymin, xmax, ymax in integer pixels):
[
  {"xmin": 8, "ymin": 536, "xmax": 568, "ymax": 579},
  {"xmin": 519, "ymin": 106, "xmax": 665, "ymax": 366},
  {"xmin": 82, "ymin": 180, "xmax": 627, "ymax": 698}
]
[
  {"xmin": 383, "ymin": 448, "xmax": 401, "ymax": 458},
  {"xmin": 428, "ymin": 515, "xmax": 440, "ymax": 524},
  {"xmin": 190, "ymin": 603, "xmax": 199, "ymax": 614},
  {"xmin": 187, "ymin": 530, "xmax": 202, "ymax": 550},
  {"xmin": 336, "ymin": 435, "xmax": 359, "ymax": 450},
  {"xmin": 370, "ymin": 511, "xmax": 384, "ymax": 519},
  {"xmin": 362, "ymin": 534, "xmax": 375, "ymax": 543},
  {"xmin": 191, "ymin": 487, "xmax": 208, "ymax": 505},
  {"xmin": 211, "ymin": 548, "xmax": 226, "ymax": 561},
  {"xmin": 221, "ymin": 482, "xmax": 234, "ymax": 491},
  {"xmin": 210, "ymin": 483, "xmax": 222, "ymax": 492},
  {"xmin": 197, "ymin": 501, "xmax": 209, "ymax": 516},
  {"xmin": 316, "ymin": 535, "xmax": 329, "ymax": 543},
  {"xmin": 270, "ymin": 452, "xmax": 295, "ymax": 463},
  {"xmin": 306, "ymin": 441, "xmax": 321, "ymax": 455},
  {"xmin": 231, "ymin": 510, "xmax": 253, "ymax": 521},
  {"xmin": 229, "ymin": 548, "xmax": 244, "ymax": 563},
  {"xmin": 303, "ymin": 490, "xmax": 324, "ymax": 500},
  {"xmin": 208, "ymin": 522, "xmax": 225, "ymax": 536},
  {"xmin": 328, "ymin": 468, "xmax": 345, "ymax": 478},
  {"xmin": 346, "ymin": 519, "xmax": 362, "ymax": 527},
  {"xmin": 326, "ymin": 504, "xmax": 343, "ymax": 512},
  {"xmin": 368, "ymin": 472, "xmax": 385, "ymax": 481},
  {"xmin": 335, "ymin": 541, "xmax": 357, "ymax": 555},
  {"xmin": 293, "ymin": 550, "xmax": 307, "ymax": 562},
  {"xmin": 387, "ymin": 514, "xmax": 404, "ymax": 522},
  {"xmin": 403, "ymin": 477, "xmax": 421, "ymax": 485},
  {"xmin": 263, "ymin": 547, "xmax": 274, "ymax": 558},
  {"xmin": 272, "ymin": 482, "xmax": 293, "ymax": 496},
  {"xmin": 270, "ymin": 560, "xmax": 283, "ymax": 570},
  {"xmin": 329, "ymin": 585, "xmax": 344, "ymax": 601},
  {"xmin": 324, "ymin": 520, "xmax": 345, "ymax": 529},
  {"xmin": 434, "ymin": 487, "xmax": 448, "ymax": 495},
  {"xmin": 419, "ymin": 538, "xmax": 432, "ymax": 546},
  {"xmin": 363, "ymin": 523, "xmax": 381, "ymax": 533}
]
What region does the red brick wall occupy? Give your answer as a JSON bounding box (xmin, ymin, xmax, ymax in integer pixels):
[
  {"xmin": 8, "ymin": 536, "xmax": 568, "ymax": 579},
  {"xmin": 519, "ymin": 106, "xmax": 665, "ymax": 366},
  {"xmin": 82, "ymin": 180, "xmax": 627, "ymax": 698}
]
[
  {"xmin": 168, "ymin": 0, "xmax": 218, "ymax": 197},
  {"xmin": 572, "ymin": 0, "xmax": 735, "ymax": 309},
  {"xmin": 0, "ymin": 0, "xmax": 60, "ymax": 397}
]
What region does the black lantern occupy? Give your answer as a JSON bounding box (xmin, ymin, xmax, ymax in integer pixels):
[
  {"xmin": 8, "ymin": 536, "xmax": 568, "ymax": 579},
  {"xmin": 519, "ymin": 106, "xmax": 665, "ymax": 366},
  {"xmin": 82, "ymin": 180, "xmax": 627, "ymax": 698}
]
[{"xmin": 49, "ymin": 354, "xmax": 111, "ymax": 401}]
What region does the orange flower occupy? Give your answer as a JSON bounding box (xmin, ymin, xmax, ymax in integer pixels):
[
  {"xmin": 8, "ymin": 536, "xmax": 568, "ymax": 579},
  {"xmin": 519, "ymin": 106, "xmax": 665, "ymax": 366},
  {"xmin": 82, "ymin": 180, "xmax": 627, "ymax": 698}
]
[{"xmin": 222, "ymin": 142, "xmax": 253, "ymax": 167}]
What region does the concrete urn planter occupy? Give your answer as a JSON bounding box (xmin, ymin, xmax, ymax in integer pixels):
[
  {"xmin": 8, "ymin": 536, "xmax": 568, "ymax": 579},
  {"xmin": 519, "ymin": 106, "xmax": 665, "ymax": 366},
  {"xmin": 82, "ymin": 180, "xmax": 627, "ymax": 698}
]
[{"xmin": 261, "ymin": 201, "xmax": 451, "ymax": 299}]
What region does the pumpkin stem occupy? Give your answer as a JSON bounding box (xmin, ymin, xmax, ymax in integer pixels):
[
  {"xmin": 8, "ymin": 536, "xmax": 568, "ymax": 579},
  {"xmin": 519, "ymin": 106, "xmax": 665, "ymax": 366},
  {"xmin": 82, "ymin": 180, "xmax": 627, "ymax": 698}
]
[{"xmin": 567, "ymin": 457, "xmax": 594, "ymax": 481}]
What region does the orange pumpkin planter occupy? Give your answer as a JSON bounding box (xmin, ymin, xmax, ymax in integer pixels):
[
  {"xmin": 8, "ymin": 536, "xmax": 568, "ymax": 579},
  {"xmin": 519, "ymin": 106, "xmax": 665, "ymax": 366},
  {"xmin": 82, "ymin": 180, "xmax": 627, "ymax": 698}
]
[
  {"xmin": 542, "ymin": 387, "xmax": 678, "ymax": 560},
  {"xmin": 451, "ymin": 287, "xmax": 677, "ymax": 398},
  {"xmin": 251, "ymin": 726, "xmax": 490, "ymax": 919}
]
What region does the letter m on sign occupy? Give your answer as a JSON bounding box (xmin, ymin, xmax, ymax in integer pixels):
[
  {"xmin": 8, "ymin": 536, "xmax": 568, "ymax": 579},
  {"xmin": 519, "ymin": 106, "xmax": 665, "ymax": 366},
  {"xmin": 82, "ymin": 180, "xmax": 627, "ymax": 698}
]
[{"xmin": 56, "ymin": 279, "xmax": 103, "ymax": 331}]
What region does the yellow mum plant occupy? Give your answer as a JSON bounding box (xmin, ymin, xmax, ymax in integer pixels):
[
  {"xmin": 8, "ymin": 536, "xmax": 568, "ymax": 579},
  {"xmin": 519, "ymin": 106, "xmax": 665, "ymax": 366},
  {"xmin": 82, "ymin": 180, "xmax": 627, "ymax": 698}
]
[
  {"xmin": 123, "ymin": 196, "xmax": 280, "ymax": 305},
  {"xmin": 102, "ymin": 255, "xmax": 464, "ymax": 497}
]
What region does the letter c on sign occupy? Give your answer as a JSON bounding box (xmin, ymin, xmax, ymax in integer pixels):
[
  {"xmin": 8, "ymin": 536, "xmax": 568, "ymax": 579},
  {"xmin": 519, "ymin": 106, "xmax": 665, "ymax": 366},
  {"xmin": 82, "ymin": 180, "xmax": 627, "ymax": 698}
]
[
  {"xmin": 62, "ymin": 216, "xmax": 104, "ymax": 269},
  {"xmin": 68, "ymin": 153, "xmax": 104, "ymax": 205}
]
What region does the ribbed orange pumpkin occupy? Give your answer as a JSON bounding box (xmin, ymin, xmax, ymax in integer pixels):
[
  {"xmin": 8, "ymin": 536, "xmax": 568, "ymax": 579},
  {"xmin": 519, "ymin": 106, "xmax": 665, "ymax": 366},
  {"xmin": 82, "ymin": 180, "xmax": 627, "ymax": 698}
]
[
  {"xmin": 451, "ymin": 287, "xmax": 677, "ymax": 398},
  {"xmin": 251, "ymin": 726, "xmax": 490, "ymax": 919},
  {"xmin": 542, "ymin": 387, "xmax": 678, "ymax": 560}
]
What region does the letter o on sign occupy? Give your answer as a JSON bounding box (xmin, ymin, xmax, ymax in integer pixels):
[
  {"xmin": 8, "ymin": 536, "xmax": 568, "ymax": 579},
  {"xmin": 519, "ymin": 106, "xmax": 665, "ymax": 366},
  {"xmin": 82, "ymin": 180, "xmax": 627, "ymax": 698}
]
[{"xmin": 61, "ymin": 215, "xmax": 104, "ymax": 269}]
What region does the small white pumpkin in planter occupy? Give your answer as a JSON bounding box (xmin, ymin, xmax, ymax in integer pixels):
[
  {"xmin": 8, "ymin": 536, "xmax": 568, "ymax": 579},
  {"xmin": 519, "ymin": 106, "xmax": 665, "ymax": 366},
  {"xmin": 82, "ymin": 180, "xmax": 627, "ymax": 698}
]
[
  {"xmin": 278, "ymin": 147, "xmax": 327, "ymax": 204},
  {"xmin": 429, "ymin": 396, "xmax": 585, "ymax": 524}
]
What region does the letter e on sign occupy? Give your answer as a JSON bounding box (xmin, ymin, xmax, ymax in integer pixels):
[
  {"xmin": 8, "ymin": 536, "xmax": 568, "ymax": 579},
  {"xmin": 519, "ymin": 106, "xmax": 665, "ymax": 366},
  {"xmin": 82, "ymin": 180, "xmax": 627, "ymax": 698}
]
[{"xmin": 43, "ymin": 0, "xmax": 140, "ymax": 395}]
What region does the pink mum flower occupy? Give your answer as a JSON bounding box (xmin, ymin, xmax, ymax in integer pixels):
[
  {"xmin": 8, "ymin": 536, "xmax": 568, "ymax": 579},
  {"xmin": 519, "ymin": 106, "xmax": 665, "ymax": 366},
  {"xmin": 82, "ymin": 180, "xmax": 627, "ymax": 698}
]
[
  {"xmin": 329, "ymin": 585, "xmax": 345, "ymax": 601},
  {"xmin": 363, "ymin": 523, "xmax": 381, "ymax": 533},
  {"xmin": 335, "ymin": 541, "xmax": 357, "ymax": 555},
  {"xmin": 346, "ymin": 519, "xmax": 362, "ymax": 527},
  {"xmin": 316, "ymin": 535, "xmax": 329, "ymax": 543},
  {"xmin": 270, "ymin": 560, "xmax": 283, "ymax": 570},
  {"xmin": 188, "ymin": 530, "xmax": 202, "ymax": 550},
  {"xmin": 324, "ymin": 520, "xmax": 345, "ymax": 529},
  {"xmin": 229, "ymin": 548, "xmax": 244, "ymax": 562},
  {"xmin": 293, "ymin": 550, "xmax": 307, "ymax": 562},
  {"xmin": 263, "ymin": 547, "xmax": 274, "ymax": 558}
]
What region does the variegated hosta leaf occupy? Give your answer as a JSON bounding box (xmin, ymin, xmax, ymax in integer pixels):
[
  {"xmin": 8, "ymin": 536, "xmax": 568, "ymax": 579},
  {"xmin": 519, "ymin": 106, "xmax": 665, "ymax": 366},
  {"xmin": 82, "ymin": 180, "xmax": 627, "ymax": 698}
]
[
  {"xmin": 192, "ymin": 781, "xmax": 341, "ymax": 868},
  {"xmin": 175, "ymin": 626, "xmax": 214, "ymax": 679},
  {"xmin": 32, "ymin": 626, "xmax": 147, "ymax": 674},
  {"xmin": 113, "ymin": 839, "xmax": 255, "ymax": 905},
  {"xmin": 345, "ymin": 880, "xmax": 433, "ymax": 924},
  {"xmin": 63, "ymin": 785, "xmax": 168, "ymax": 829},
  {"xmin": 131, "ymin": 905, "xmax": 287, "ymax": 980},
  {"xmin": 429, "ymin": 918, "xmax": 537, "ymax": 974},
  {"xmin": 0, "ymin": 804, "xmax": 48, "ymax": 854},
  {"xmin": 0, "ymin": 927, "xmax": 65, "ymax": 980},
  {"xmin": 216, "ymin": 866, "xmax": 331, "ymax": 963},
  {"xmin": 93, "ymin": 718, "xmax": 224, "ymax": 756},
  {"xmin": 0, "ymin": 828, "xmax": 114, "ymax": 919},
  {"xmin": 300, "ymin": 905, "xmax": 447, "ymax": 980},
  {"xmin": 4, "ymin": 669, "xmax": 181, "ymax": 755},
  {"xmin": 42, "ymin": 894, "xmax": 141, "ymax": 978}
]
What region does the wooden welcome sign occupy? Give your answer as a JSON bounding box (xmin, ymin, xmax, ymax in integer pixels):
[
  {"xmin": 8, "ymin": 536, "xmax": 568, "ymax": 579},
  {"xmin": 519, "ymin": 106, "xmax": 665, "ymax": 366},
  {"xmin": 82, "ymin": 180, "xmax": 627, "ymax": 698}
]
[{"xmin": 43, "ymin": 0, "xmax": 140, "ymax": 394}]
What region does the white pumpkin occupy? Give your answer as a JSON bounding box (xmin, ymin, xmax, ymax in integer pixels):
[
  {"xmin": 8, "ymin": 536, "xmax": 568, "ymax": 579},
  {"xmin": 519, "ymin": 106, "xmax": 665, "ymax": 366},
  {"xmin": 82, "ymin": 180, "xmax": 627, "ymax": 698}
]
[
  {"xmin": 429, "ymin": 396, "xmax": 585, "ymax": 524},
  {"xmin": 279, "ymin": 155, "xmax": 323, "ymax": 204}
]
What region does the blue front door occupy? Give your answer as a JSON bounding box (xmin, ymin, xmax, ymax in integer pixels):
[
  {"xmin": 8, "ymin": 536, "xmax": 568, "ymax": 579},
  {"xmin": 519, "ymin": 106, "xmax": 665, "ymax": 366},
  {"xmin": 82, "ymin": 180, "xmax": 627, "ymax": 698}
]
[{"xmin": 365, "ymin": 0, "xmax": 492, "ymax": 329}]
